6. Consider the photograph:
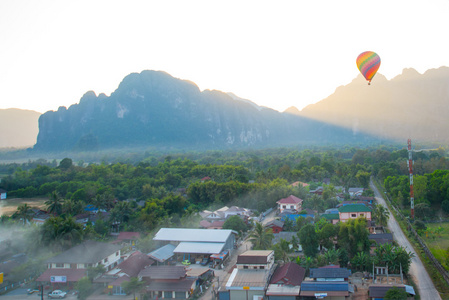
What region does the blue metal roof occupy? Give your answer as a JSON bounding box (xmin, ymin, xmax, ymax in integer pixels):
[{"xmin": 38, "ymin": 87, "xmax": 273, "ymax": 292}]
[
  {"xmin": 148, "ymin": 244, "xmax": 176, "ymax": 262},
  {"xmin": 281, "ymin": 214, "xmax": 314, "ymax": 222},
  {"xmin": 301, "ymin": 282, "xmax": 349, "ymax": 292},
  {"xmin": 309, "ymin": 268, "xmax": 351, "ymax": 278}
]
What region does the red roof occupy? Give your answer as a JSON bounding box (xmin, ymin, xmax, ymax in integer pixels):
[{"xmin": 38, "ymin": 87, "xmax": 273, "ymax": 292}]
[
  {"xmin": 200, "ymin": 220, "xmax": 212, "ymax": 228},
  {"xmin": 117, "ymin": 232, "xmax": 141, "ymax": 240},
  {"xmin": 36, "ymin": 268, "xmax": 87, "ymax": 282},
  {"xmin": 146, "ymin": 279, "xmax": 196, "ymax": 292},
  {"xmin": 138, "ymin": 266, "xmax": 186, "ymax": 280},
  {"xmin": 117, "ymin": 251, "xmax": 154, "ymax": 277},
  {"xmin": 200, "ymin": 220, "xmax": 225, "ymax": 229},
  {"xmin": 270, "ymin": 262, "xmax": 305, "ymax": 286},
  {"xmin": 277, "ymin": 195, "xmax": 303, "ymax": 205}
]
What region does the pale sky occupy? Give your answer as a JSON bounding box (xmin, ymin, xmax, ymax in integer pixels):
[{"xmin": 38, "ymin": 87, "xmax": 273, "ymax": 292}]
[{"xmin": 1, "ymin": 0, "xmax": 448, "ymax": 113}]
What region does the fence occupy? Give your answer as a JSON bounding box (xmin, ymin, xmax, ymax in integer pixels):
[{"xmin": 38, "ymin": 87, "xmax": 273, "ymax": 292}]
[{"xmin": 374, "ymin": 179, "xmax": 449, "ymax": 285}]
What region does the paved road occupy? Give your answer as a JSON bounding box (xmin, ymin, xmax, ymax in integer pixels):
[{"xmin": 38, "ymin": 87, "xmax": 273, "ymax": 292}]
[
  {"xmin": 198, "ymin": 209, "xmax": 277, "ymax": 300},
  {"xmin": 370, "ymin": 180, "xmax": 442, "ymax": 300}
]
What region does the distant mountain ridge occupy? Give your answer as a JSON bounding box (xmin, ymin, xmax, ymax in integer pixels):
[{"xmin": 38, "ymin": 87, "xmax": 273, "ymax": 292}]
[
  {"xmin": 33, "ymin": 70, "xmax": 378, "ymax": 152},
  {"xmin": 0, "ymin": 109, "xmax": 41, "ymax": 148},
  {"xmin": 297, "ymin": 66, "xmax": 449, "ymax": 143}
]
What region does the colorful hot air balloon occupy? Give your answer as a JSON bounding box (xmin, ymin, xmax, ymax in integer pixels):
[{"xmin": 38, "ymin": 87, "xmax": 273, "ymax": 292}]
[{"xmin": 356, "ymin": 51, "xmax": 381, "ymax": 85}]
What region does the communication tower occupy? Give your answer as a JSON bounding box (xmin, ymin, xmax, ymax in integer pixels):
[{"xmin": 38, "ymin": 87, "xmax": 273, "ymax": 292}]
[{"xmin": 407, "ymin": 139, "xmax": 414, "ymax": 219}]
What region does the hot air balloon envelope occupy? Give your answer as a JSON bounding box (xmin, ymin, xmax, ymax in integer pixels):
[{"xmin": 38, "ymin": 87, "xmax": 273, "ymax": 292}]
[{"xmin": 356, "ymin": 51, "xmax": 381, "ymax": 85}]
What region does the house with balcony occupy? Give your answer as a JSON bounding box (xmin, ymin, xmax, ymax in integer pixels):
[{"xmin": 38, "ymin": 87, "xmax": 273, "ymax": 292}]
[
  {"xmin": 276, "ymin": 195, "xmax": 303, "ymax": 214},
  {"xmin": 37, "ymin": 240, "xmax": 122, "ymax": 290}
]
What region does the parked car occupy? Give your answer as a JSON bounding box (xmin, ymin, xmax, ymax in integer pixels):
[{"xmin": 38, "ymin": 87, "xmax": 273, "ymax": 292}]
[
  {"xmin": 48, "ymin": 290, "xmax": 67, "ymax": 298},
  {"xmin": 200, "ymin": 257, "xmax": 210, "ymax": 266},
  {"xmin": 27, "ymin": 288, "xmax": 39, "ymax": 294}
]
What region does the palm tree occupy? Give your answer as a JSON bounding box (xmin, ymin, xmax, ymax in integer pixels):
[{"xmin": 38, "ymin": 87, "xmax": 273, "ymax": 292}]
[
  {"xmin": 59, "ymin": 216, "xmax": 84, "ymax": 249},
  {"xmin": 274, "ymin": 238, "xmax": 293, "ymax": 263},
  {"xmin": 374, "ymin": 204, "xmax": 390, "ymax": 230},
  {"xmin": 45, "ymin": 191, "xmax": 64, "ymax": 216},
  {"xmin": 15, "ymin": 203, "xmax": 33, "ymax": 225},
  {"xmin": 249, "ymin": 222, "xmax": 274, "ymax": 250},
  {"xmin": 297, "ymin": 255, "xmax": 314, "ymax": 276}
]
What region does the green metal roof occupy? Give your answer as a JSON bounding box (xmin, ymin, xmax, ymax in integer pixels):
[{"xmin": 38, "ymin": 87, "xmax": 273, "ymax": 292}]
[
  {"xmin": 338, "ymin": 204, "xmax": 371, "ymax": 213},
  {"xmin": 321, "ymin": 213, "xmax": 340, "ymax": 220}
]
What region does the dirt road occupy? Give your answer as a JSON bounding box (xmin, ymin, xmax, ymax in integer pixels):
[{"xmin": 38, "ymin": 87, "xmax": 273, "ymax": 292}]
[{"xmin": 370, "ymin": 180, "xmax": 441, "ymax": 300}]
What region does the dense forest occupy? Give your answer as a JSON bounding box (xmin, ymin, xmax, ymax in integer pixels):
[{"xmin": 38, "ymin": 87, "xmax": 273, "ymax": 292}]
[{"xmin": 2, "ymin": 146, "xmax": 448, "ymax": 233}]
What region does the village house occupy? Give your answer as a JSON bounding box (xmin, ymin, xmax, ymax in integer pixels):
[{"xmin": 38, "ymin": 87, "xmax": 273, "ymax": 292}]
[
  {"xmin": 115, "ymin": 231, "xmax": 141, "ymax": 248},
  {"xmin": 321, "ymin": 213, "xmax": 340, "ymax": 225},
  {"xmin": 199, "ymin": 206, "xmax": 251, "ymax": 226},
  {"xmin": 264, "ymin": 219, "xmax": 284, "ymax": 234},
  {"xmin": 266, "ymin": 262, "xmax": 306, "ymax": 300},
  {"xmin": 276, "ymin": 195, "xmax": 303, "ymax": 214},
  {"xmin": 309, "ymin": 186, "xmax": 324, "ymax": 195},
  {"xmin": 0, "ymin": 188, "xmax": 6, "ymax": 199},
  {"xmin": 222, "ymin": 250, "xmax": 275, "ymax": 300},
  {"xmin": 369, "ymin": 284, "xmax": 415, "ymax": 299},
  {"xmin": 348, "ymin": 188, "xmax": 365, "ymax": 198},
  {"xmin": 338, "ymin": 204, "xmax": 372, "ymax": 223},
  {"xmin": 96, "ymin": 251, "xmax": 155, "ymax": 295},
  {"xmin": 199, "ymin": 220, "xmax": 225, "ymax": 229},
  {"xmin": 37, "ymin": 240, "xmax": 122, "ymax": 290},
  {"xmin": 309, "ymin": 267, "xmax": 351, "ymax": 282},
  {"xmin": 148, "ymin": 244, "xmax": 177, "ymax": 265},
  {"xmin": 153, "ymin": 228, "xmax": 236, "ymax": 264},
  {"xmin": 30, "ymin": 209, "xmax": 51, "ymax": 225},
  {"xmin": 300, "ymin": 281, "xmax": 351, "ymax": 299},
  {"xmin": 138, "ymin": 266, "xmax": 196, "ymax": 299}
]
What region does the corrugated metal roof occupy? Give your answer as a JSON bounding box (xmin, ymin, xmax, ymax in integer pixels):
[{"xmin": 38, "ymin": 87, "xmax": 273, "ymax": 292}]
[
  {"xmin": 237, "ymin": 250, "xmax": 273, "ymax": 264},
  {"xmin": 321, "ymin": 213, "xmax": 339, "ymax": 220},
  {"xmin": 309, "ymin": 268, "xmax": 351, "ymax": 278},
  {"xmin": 146, "ymin": 279, "xmax": 196, "ymax": 292},
  {"xmin": 138, "ymin": 266, "xmax": 186, "ymax": 280},
  {"xmin": 174, "ymin": 242, "xmax": 225, "ymax": 254},
  {"xmin": 46, "ymin": 240, "xmax": 121, "ymax": 264},
  {"xmin": 270, "ymin": 262, "xmax": 305, "ymax": 286},
  {"xmin": 148, "ymin": 244, "xmax": 176, "ymax": 262},
  {"xmin": 369, "ymin": 284, "xmax": 407, "ymax": 298},
  {"xmin": 301, "ymin": 281, "xmax": 349, "ymax": 292},
  {"xmin": 154, "ymin": 228, "xmax": 234, "ymax": 243},
  {"xmin": 338, "ymin": 204, "xmax": 371, "ymax": 213},
  {"xmin": 266, "ymin": 284, "xmax": 300, "ymax": 296},
  {"xmin": 226, "ymin": 268, "xmax": 271, "ymax": 288}
]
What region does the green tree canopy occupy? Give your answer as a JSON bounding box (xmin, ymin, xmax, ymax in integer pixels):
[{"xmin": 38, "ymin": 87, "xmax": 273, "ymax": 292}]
[
  {"xmin": 298, "ymin": 224, "xmax": 319, "ymax": 257},
  {"xmin": 249, "ymin": 222, "xmax": 274, "ymax": 250},
  {"xmin": 223, "ymin": 215, "xmax": 248, "ymax": 234},
  {"xmin": 384, "ymin": 287, "xmax": 408, "ymax": 300}
]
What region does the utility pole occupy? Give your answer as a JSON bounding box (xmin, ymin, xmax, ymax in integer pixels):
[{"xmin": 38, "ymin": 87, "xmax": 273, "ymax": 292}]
[{"xmin": 407, "ymin": 139, "xmax": 415, "ymax": 219}]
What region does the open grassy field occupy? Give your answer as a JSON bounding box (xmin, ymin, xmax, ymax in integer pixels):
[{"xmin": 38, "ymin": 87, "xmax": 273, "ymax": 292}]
[
  {"xmin": 422, "ymin": 222, "xmax": 449, "ymax": 270},
  {"xmin": 0, "ymin": 198, "xmax": 47, "ymax": 216}
]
